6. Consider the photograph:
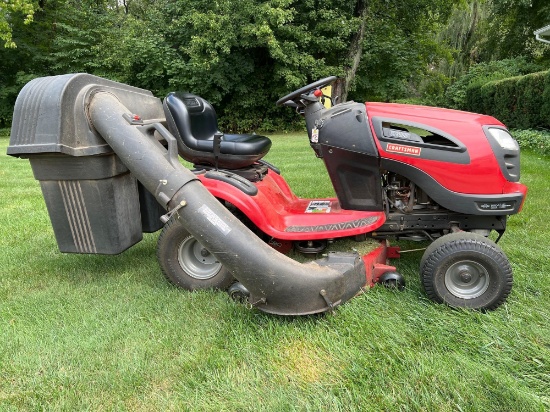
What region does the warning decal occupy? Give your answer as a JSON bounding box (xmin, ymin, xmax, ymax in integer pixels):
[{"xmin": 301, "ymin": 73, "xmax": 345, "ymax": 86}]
[
  {"xmin": 386, "ymin": 143, "xmax": 421, "ymax": 156},
  {"xmin": 198, "ymin": 204, "xmax": 232, "ymax": 235},
  {"xmin": 311, "ymin": 127, "xmax": 319, "ymax": 143},
  {"xmin": 306, "ymin": 200, "xmax": 332, "ymax": 213}
]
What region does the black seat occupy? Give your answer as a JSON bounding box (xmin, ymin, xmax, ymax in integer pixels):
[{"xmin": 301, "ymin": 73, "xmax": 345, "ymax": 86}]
[{"xmin": 163, "ymin": 92, "xmax": 272, "ymax": 169}]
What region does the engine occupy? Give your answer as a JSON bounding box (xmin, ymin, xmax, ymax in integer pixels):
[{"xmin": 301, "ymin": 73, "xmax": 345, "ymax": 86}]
[
  {"xmin": 383, "ymin": 172, "xmax": 438, "ymax": 214},
  {"xmin": 378, "ymin": 172, "xmax": 507, "ymax": 241}
]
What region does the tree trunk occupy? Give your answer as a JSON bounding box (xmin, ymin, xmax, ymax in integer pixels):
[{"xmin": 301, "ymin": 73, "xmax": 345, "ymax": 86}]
[{"xmin": 333, "ymin": 0, "xmax": 369, "ymax": 103}]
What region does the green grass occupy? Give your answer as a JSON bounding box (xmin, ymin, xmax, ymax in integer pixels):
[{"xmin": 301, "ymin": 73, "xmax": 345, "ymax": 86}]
[
  {"xmin": 262, "ymin": 134, "xmax": 336, "ymax": 199},
  {"xmin": 1, "ymin": 128, "xmax": 549, "ymax": 411}
]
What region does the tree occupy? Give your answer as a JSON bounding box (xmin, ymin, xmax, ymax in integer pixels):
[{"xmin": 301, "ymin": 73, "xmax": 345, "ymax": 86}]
[
  {"xmin": 436, "ymin": 1, "xmax": 488, "ymax": 81},
  {"xmin": 0, "ymin": 0, "xmax": 38, "ymax": 48},
  {"xmin": 330, "ymin": 0, "xmax": 368, "ymax": 103},
  {"xmin": 424, "ymin": 0, "xmax": 549, "ymax": 109},
  {"xmin": 0, "ymin": 0, "xmax": 463, "ymax": 129},
  {"xmin": 349, "ymin": 0, "xmax": 454, "ymax": 102},
  {"xmin": 481, "ymin": 0, "xmax": 550, "ymax": 61}
]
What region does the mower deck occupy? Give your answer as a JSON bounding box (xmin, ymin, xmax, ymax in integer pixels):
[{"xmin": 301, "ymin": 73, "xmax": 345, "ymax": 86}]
[{"xmin": 287, "ymin": 237, "xmax": 400, "ymax": 288}]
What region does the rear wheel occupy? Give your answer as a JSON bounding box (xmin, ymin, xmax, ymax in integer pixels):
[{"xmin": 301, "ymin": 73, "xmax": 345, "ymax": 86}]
[
  {"xmin": 157, "ymin": 218, "xmax": 234, "ymax": 290},
  {"xmin": 420, "ymin": 232, "xmax": 512, "ymax": 310}
]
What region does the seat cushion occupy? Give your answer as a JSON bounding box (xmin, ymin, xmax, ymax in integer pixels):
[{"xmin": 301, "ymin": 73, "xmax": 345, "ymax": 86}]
[{"xmin": 220, "ymin": 134, "xmax": 271, "ymax": 156}]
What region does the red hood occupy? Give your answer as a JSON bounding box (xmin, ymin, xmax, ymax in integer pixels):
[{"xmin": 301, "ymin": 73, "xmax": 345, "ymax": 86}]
[
  {"xmin": 365, "ymin": 102, "xmax": 504, "ymax": 128},
  {"xmin": 364, "ymin": 102, "xmax": 512, "ymax": 196}
]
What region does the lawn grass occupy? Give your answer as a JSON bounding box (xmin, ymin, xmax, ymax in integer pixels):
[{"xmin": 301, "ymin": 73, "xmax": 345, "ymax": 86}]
[{"xmin": 1, "ymin": 128, "xmax": 549, "ymax": 411}]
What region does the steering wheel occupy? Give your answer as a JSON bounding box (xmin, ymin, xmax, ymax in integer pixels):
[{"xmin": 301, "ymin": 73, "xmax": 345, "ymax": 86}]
[{"xmin": 276, "ymin": 76, "xmax": 337, "ymax": 106}]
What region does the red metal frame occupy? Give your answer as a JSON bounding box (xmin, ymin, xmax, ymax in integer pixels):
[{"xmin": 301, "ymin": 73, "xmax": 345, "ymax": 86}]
[
  {"xmin": 197, "ymin": 170, "xmax": 386, "ymax": 241},
  {"xmin": 361, "ymin": 241, "xmax": 400, "ymax": 287}
]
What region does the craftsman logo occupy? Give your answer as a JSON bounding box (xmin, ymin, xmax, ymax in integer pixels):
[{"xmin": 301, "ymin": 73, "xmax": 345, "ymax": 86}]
[{"xmin": 386, "ymin": 143, "xmax": 421, "ymax": 156}]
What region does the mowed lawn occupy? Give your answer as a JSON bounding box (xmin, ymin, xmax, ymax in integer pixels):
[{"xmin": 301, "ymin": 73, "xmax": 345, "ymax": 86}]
[{"xmin": 0, "ymin": 129, "xmax": 548, "ymax": 411}]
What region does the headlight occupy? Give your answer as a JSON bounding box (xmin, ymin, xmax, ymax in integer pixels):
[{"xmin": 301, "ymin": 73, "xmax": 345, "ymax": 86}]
[
  {"xmin": 483, "ymin": 126, "xmax": 520, "ymax": 182},
  {"xmin": 487, "ymin": 128, "xmax": 519, "ymax": 151}
]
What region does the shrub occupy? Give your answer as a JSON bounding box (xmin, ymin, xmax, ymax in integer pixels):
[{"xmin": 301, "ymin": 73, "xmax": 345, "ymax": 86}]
[{"xmin": 512, "ymin": 129, "xmax": 550, "ymax": 157}]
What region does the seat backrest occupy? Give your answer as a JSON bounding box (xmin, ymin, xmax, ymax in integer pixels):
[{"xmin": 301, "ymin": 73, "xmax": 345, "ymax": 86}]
[
  {"xmin": 163, "ymin": 92, "xmax": 220, "ymax": 150},
  {"xmin": 164, "ymin": 91, "xmax": 272, "ymax": 169}
]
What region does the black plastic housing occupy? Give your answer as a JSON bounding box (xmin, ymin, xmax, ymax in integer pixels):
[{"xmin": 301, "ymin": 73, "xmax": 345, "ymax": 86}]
[
  {"xmin": 320, "ymin": 146, "xmax": 383, "ymax": 211},
  {"xmin": 8, "ymin": 73, "xmax": 166, "ymax": 253},
  {"xmin": 311, "ymin": 101, "xmax": 383, "ymax": 211}
]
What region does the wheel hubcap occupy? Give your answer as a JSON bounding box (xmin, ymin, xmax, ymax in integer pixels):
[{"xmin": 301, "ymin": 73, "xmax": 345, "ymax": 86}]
[
  {"xmin": 444, "ymin": 260, "xmax": 490, "ymax": 299},
  {"xmin": 177, "ymin": 236, "xmax": 222, "ymax": 280},
  {"xmin": 459, "ymin": 271, "xmax": 472, "ymax": 283}
]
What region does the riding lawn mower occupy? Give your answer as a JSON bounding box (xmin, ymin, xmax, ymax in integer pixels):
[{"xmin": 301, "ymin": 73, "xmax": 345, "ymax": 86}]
[{"xmin": 7, "ymin": 74, "xmax": 527, "ymax": 315}]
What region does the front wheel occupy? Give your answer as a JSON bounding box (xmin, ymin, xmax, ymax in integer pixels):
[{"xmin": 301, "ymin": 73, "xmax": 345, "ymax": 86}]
[
  {"xmin": 157, "ymin": 218, "xmax": 234, "ymax": 290},
  {"xmin": 420, "ymin": 232, "xmax": 513, "ymax": 310}
]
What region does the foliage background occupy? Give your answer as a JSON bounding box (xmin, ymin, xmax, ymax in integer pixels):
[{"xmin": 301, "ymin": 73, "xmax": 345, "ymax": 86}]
[
  {"xmin": 3, "ymin": 0, "xmax": 548, "ymax": 131},
  {"xmin": 513, "ymin": 129, "xmax": 550, "ymax": 156}
]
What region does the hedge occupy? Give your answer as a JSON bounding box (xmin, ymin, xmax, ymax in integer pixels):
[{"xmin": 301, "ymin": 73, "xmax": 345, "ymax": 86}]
[{"xmin": 465, "ymin": 70, "xmax": 550, "ymax": 129}]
